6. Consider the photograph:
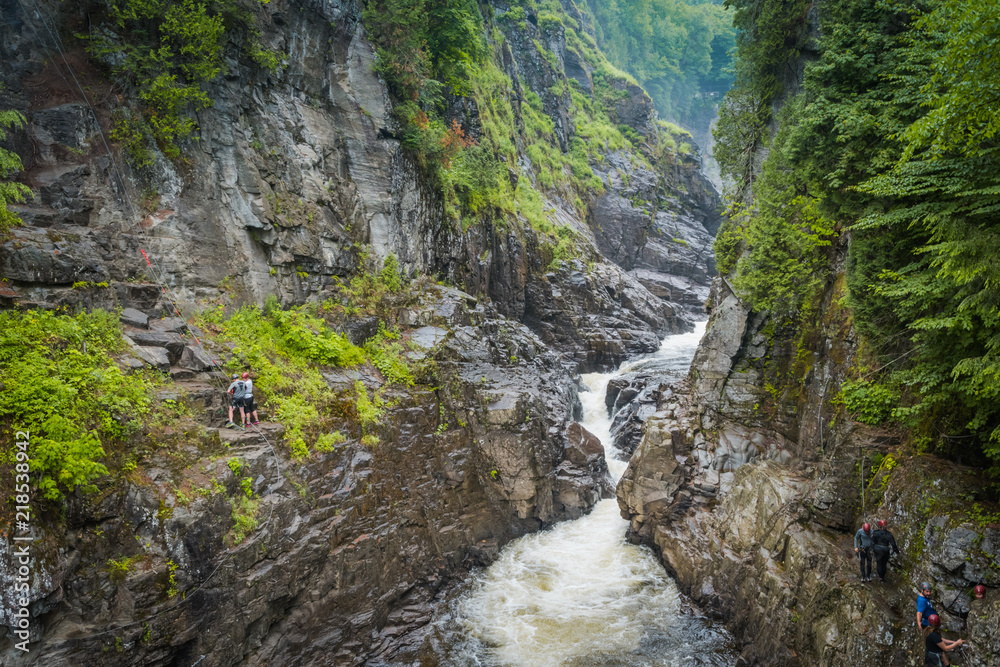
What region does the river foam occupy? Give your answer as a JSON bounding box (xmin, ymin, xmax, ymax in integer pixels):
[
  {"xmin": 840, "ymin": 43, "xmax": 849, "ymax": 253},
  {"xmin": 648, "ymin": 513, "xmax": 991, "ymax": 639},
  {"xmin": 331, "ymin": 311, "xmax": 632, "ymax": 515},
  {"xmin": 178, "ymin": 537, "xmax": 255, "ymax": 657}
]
[{"xmin": 431, "ymin": 322, "xmax": 737, "ymax": 666}]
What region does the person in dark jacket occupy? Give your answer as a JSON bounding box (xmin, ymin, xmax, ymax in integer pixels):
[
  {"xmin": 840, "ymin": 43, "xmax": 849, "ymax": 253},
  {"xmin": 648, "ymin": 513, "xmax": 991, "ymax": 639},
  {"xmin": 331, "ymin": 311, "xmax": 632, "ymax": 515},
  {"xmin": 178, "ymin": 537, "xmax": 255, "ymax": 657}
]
[
  {"xmin": 924, "ymin": 613, "xmax": 963, "ymax": 666},
  {"xmin": 854, "ymin": 522, "xmax": 874, "ymax": 582},
  {"xmin": 871, "ymin": 519, "xmax": 900, "ymax": 583}
]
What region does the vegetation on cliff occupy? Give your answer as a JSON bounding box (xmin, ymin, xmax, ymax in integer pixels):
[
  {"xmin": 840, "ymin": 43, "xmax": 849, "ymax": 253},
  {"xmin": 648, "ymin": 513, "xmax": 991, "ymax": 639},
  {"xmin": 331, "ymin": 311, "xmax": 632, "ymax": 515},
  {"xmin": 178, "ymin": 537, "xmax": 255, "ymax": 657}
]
[
  {"xmin": 0, "ymin": 108, "xmax": 31, "ymax": 232},
  {"xmin": 362, "ymin": 0, "xmax": 696, "ymax": 254},
  {"xmin": 713, "ymin": 0, "xmax": 1000, "ymax": 474},
  {"xmin": 0, "ymin": 256, "xmax": 422, "ymax": 507},
  {"xmin": 0, "ymin": 310, "xmax": 154, "ymax": 500},
  {"xmin": 582, "ymin": 0, "xmax": 735, "ymax": 128},
  {"xmin": 85, "ymin": 0, "xmax": 278, "ymax": 165}
]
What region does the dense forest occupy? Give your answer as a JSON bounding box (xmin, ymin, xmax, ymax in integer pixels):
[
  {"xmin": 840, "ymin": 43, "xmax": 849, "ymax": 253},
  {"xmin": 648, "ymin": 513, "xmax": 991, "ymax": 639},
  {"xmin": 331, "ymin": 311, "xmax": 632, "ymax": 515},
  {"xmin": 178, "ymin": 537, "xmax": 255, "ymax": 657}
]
[
  {"xmin": 583, "ymin": 0, "xmax": 735, "ymax": 130},
  {"xmin": 714, "ymin": 0, "xmax": 1000, "ymax": 476}
]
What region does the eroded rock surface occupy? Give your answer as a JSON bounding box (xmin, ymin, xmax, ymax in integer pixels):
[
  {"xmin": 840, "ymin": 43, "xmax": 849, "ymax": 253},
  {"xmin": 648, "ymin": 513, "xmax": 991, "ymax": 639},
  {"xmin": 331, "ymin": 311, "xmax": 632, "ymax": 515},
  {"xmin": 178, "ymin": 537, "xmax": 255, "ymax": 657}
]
[
  {"xmin": 3, "ymin": 287, "xmax": 614, "ymax": 665},
  {"xmin": 618, "ymin": 266, "xmax": 1000, "ymax": 665}
]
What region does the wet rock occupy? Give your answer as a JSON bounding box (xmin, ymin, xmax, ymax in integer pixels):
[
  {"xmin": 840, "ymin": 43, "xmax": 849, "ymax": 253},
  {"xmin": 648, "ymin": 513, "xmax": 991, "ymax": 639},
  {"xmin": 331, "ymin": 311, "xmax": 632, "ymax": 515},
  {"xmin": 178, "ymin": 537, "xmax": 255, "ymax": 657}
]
[
  {"xmin": 605, "ymin": 372, "xmax": 663, "ymax": 456},
  {"xmin": 148, "ymin": 317, "xmax": 188, "ymax": 334},
  {"xmin": 619, "ymin": 364, "xmax": 999, "ymax": 667},
  {"xmin": 30, "ymin": 103, "xmax": 98, "ymax": 159},
  {"xmin": 555, "ymin": 423, "xmax": 614, "ymax": 518},
  {"xmin": 968, "ymin": 595, "xmax": 1000, "ymax": 663},
  {"xmin": 563, "ymin": 422, "xmax": 604, "ymax": 467},
  {"xmin": 409, "ymin": 325, "xmax": 448, "ymax": 351}
]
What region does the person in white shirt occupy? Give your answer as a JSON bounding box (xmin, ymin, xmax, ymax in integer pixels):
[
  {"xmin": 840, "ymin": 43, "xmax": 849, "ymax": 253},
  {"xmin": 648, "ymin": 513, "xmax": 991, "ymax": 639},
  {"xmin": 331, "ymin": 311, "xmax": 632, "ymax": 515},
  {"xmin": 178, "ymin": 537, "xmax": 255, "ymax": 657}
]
[{"xmin": 241, "ymin": 372, "xmax": 260, "ymax": 425}]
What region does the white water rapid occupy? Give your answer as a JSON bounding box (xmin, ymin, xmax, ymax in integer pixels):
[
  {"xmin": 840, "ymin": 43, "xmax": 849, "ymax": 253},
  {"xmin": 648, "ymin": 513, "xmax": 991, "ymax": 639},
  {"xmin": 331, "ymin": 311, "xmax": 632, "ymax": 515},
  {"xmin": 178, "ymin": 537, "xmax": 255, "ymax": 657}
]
[{"xmin": 431, "ymin": 322, "xmax": 738, "ymax": 666}]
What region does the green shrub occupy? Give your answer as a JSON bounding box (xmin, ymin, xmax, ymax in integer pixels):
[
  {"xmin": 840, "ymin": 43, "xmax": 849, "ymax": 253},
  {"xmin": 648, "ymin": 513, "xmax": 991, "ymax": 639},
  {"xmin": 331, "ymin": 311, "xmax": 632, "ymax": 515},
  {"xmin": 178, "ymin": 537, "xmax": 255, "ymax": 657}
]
[
  {"xmin": 87, "ymin": 0, "xmax": 277, "ymax": 163},
  {"xmin": 841, "ymin": 379, "xmax": 899, "ymax": 426},
  {"xmin": 380, "ymin": 253, "xmax": 402, "ymax": 293},
  {"xmin": 354, "ymin": 381, "xmax": 385, "ymax": 432},
  {"xmin": 503, "ymin": 5, "xmax": 527, "ymax": 29},
  {"xmin": 270, "ymin": 308, "xmax": 366, "ymax": 367},
  {"xmin": 0, "ymin": 309, "xmax": 155, "ymax": 500},
  {"xmin": 107, "ymin": 556, "xmax": 138, "ymax": 584},
  {"xmin": 364, "ymin": 325, "xmax": 415, "ymax": 386},
  {"xmin": 713, "ymin": 218, "xmax": 742, "ymax": 276},
  {"xmin": 274, "ymin": 393, "xmax": 320, "ymax": 460},
  {"xmin": 315, "ymin": 430, "xmax": 345, "ymax": 452},
  {"xmin": 199, "ymin": 304, "xmax": 360, "ymax": 459},
  {"xmin": 0, "ymin": 109, "xmax": 32, "ymax": 232}
]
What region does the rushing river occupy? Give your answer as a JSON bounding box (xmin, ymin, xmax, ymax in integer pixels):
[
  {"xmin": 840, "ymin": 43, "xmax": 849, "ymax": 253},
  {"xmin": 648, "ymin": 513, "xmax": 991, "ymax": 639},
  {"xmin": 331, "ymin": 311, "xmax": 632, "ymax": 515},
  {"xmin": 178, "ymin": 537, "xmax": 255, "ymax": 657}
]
[{"xmin": 431, "ymin": 322, "xmax": 738, "ymax": 666}]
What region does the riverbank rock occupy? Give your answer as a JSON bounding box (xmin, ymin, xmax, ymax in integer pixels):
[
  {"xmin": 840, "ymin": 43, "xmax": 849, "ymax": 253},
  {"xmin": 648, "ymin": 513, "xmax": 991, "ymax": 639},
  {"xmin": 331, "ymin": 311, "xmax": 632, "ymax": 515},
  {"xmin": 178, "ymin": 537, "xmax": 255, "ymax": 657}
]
[
  {"xmin": 619, "ymin": 270, "xmax": 1000, "ymax": 665},
  {"xmin": 619, "ymin": 384, "xmax": 1000, "ymax": 666}
]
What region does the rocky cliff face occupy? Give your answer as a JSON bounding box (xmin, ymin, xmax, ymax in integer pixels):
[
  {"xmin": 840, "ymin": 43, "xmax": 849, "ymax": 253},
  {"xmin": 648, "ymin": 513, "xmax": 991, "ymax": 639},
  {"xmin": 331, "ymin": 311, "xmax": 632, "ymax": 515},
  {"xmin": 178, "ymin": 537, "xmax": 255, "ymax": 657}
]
[
  {"xmin": 0, "ymin": 0, "xmax": 722, "ymax": 662},
  {"xmin": 616, "ymin": 154, "xmax": 1000, "ymax": 667},
  {"xmin": 2, "ymin": 286, "xmax": 614, "ymax": 666},
  {"xmin": 0, "ymin": 0, "xmax": 720, "ymax": 371}
]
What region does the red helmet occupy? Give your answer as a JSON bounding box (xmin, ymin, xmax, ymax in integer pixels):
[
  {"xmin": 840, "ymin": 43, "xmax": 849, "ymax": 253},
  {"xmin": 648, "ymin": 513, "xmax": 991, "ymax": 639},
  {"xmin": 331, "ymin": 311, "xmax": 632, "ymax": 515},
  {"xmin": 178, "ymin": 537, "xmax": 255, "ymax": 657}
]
[
  {"xmin": 877, "ymin": 520, "xmax": 886, "ymax": 529},
  {"xmin": 862, "ymin": 523, "xmax": 871, "ymax": 534},
  {"xmin": 975, "ymin": 584, "xmax": 986, "ymax": 598},
  {"xmin": 927, "ymin": 614, "xmax": 941, "ymax": 627},
  {"xmin": 241, "ymin": 372, "xmax": 250, "ymax": 379}
]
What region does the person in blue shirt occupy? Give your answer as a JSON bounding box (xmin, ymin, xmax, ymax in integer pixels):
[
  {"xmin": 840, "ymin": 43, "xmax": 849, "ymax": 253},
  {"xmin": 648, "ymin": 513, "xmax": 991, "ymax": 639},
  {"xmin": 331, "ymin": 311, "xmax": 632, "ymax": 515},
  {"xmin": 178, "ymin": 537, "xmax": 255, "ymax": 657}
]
[
  {"xmin": 854, "ymin": 522, "xmax": 874, "ymax": 582},
  {"xmin": 917, "ymin": 582, "xmax": 939, "ymax": 629}
]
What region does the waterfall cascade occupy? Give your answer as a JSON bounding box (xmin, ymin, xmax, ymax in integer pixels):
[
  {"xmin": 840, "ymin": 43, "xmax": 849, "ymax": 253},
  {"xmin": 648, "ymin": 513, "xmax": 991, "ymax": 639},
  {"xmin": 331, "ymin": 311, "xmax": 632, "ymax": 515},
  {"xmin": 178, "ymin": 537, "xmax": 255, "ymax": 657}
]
[{"xmin": 431, "ymin": 323, "xmax": 738, "ymax": 666}]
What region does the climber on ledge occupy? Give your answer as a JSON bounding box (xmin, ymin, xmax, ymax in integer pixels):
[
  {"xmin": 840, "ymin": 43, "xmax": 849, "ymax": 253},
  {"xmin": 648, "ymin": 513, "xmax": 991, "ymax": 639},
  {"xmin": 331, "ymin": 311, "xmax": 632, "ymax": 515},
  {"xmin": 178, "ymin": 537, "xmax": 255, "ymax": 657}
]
[
  {"xmin": 226, "ymin": 373, "xmax": 247, "ymax": 429},
  {"xmin": 854, "ymin": 522, "xmax": 874, "ymax": 582},
  {"xmin": 242, "ymin": 372, "xmax": 260, "ymax": 426},
  {"xmin": 924, "ymin": 614, "xmax": 964, "ymax": 666},
  {"xmin": 871, "ymin": 519, "xmax": 900, "ymax": 583},
  {"xmin": 917, "ymin": 582, "xmax": 939, "ymax": 629}
]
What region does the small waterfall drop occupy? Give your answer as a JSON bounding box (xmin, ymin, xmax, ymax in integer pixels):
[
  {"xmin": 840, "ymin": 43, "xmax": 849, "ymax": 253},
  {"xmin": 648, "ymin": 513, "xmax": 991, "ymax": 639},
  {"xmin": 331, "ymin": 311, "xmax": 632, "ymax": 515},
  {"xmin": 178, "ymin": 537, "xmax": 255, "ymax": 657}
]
[{"xmin": 430, "ymin": 322, "xmax": 737, "ymax": 666}]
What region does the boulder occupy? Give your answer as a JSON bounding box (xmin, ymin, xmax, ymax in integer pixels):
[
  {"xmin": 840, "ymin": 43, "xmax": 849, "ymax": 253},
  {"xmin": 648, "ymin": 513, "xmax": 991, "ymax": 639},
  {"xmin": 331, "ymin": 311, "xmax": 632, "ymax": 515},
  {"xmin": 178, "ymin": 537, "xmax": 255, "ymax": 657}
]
[
  {"xmin": 126, "ymin": 329, "xmax": 186, "ymax": 363},
  {"xmin": 120, "ymin": 307, "xmax": 150, "ymax": 329},
  {"xmin": 130, "ymin": 345, "xmax": 170, "ymax": 371},
  {"xmin": 178, "ymin": 345, "xmax": 215, "ymax": 372},
  {"xmin": 564, "ymin": 422, "xmax": 604, "ymax": 467},
  {"xmin": 148, "ymin": 317, "xmax": 188, "ymax": 334}
]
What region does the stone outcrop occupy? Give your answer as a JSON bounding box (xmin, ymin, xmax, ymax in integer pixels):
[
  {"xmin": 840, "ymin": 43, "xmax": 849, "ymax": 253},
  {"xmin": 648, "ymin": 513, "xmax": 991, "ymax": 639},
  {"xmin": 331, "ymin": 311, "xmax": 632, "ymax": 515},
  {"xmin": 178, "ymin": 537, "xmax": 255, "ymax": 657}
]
[
  {"xmin": 2, "ymin": 286, "xmax": 614, "ymax": 665},
  {"xmin": 589, "ymin": 151, "xmax": 720, "ymax": 324},
  {"xmin": 620, "ymin": 391, "xmax": 1000, "ymax": 666},
  {"xmin": 617, "ymin": 249, "xmax": 1000, "ymax": 665}
]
